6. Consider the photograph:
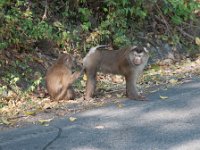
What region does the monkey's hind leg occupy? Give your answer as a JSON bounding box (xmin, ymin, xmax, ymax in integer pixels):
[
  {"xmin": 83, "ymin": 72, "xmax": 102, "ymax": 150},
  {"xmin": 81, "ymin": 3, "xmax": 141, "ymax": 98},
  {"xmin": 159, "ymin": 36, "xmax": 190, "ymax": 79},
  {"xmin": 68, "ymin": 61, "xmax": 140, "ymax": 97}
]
[
  {"xmin": 66, "ymin": 86, "xmax": 75, "ymax": 100},
  {"xmin": 85, "ymin": 70, "xmax": 97, "ymax": 100}
]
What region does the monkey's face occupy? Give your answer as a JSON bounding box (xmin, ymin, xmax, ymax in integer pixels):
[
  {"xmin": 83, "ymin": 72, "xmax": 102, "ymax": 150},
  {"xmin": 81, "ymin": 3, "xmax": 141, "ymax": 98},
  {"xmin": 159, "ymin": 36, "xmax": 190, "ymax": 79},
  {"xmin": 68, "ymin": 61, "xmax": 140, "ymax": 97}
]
[
  {"xmin": 129, "ymin": 46, "xmax": 149, "ymax": 66},
  {"xmin": 58, "ymin": 54, "xmax": 75, "ymax": 69},
  {"xmin": 65, "ymin": 56, "xmax": 76, "ymax": 69}
]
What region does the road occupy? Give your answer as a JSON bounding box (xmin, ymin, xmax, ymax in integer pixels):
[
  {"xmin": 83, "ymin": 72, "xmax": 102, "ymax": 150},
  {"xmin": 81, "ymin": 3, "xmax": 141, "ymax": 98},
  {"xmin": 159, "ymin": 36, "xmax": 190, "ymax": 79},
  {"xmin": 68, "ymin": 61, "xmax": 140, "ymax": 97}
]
[{"xmin": 1, "ymin": 77, "xmax": 200, "ymax": 150}]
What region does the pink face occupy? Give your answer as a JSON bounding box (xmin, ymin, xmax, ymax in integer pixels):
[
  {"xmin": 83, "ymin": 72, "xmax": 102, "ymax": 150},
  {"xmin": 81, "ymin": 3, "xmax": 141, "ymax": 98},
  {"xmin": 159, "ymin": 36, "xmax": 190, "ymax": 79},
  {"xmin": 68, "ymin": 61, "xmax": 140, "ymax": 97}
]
[
  {"xmin": 133, "ymin": 56, "xmax": 142, "ymax": 65},
  {"xmin": 132, "ymin": 51, "xmax": 144, "ymax": 65},
  {"xmin": 129, "ymin": 46, "xmax": 149, "ymax": 66}
]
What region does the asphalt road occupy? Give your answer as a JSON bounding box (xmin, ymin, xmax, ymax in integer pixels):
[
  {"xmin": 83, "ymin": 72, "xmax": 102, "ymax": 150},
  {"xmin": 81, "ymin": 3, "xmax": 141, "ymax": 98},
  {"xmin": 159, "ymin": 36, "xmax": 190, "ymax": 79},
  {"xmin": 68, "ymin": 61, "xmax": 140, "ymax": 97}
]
[{"xmin": 1, "ymin": 77, "xmax": 200, "ymax": 150}]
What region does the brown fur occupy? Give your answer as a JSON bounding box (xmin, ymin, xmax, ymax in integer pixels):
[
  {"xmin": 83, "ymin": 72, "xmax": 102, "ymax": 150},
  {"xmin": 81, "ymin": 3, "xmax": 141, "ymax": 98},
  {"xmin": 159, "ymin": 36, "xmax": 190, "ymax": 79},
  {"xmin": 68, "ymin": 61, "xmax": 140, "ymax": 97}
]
[
  {"xmin": 83, "ymin": 45, "xmax": 149, "ymax": 100},
  {"xmin": 45, "ymin": 54, "xmax": 81, "ymax": 101}
]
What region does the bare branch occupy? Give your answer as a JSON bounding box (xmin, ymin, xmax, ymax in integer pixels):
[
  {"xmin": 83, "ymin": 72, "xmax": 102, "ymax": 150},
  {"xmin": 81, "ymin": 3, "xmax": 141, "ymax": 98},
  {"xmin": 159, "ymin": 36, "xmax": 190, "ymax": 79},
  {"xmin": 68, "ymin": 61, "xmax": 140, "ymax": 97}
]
[
  {"xmin": 176, "ymin": 27, "xmax": 195, "ymax": 41},
  {"xmin": 155, "ymin": 3, "xmax": 171, "ymax": 35},
  {"xmin": 42, "ymin": 0, "xmax": 48, "ymax": 20}
]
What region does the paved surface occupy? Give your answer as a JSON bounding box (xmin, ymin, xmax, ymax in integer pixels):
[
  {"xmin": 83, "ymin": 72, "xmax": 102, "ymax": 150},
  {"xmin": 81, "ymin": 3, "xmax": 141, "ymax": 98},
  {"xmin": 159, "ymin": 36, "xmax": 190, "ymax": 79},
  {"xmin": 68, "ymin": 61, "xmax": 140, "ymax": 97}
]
[{"xmin": 1, "ymin": 77, "xmax": 200, "ymax": 150}]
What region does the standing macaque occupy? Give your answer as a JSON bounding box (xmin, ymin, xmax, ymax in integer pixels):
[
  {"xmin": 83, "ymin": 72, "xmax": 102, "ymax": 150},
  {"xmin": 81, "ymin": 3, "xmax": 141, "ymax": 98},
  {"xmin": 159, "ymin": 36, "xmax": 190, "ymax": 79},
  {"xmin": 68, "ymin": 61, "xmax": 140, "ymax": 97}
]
[
  {"xmin": 45, "ymin": 54, "xmax": 82, "ymax": 101},
  {"xmin": 83, "ymin": 45, "xmax": 149, "ymax": 100}
]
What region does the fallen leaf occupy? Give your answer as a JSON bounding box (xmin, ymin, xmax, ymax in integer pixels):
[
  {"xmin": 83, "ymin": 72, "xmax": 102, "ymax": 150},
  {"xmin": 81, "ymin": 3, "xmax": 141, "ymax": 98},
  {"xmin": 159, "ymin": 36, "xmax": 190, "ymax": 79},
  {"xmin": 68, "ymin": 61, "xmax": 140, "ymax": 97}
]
[
  {"xmin": 195, "ymin": 37, "xmax": 200, "ymax": 46},
  {"xmin": 43, "ymin": 124, "xmax": 49, "ymax": 126},
  {"xmin": 150, "ymin": 89, "xmax": 159, "ymax": 93},
  {"xmin": 69, "ymin": 117, "xmax": 77, "ymax": 122},
  {"xmin": 183, "ymin": 79, "xmax": 192, "ymax": 83},
  {"xmin": 169, "ymin": 79, "xmax": 178, "ymax": 85},
  {"xmin": 0, "ymin": 118, "xmax": 11, "ymax": 125},
  {"xmin": 116, "ymin": 103, "xmax": 124, "ymax": 108},
  {"xmin": 83, "ymin": 74, "xmax": 87, "ymax": 81},
  {"xmin": 160, "ymin": 95, "xmax": 168, "ymax": 100},
  {"xmin": 106, "ymin": 94, "xmax": 112, "ymax": 98},
  {"xmin": 38, "ymin": 118, "xmax": 53, "ymax": 124},
  {"xmin": 95, "ymin": 125, "xmax": 105, "ymax": 129},
  {"xmin": 38, "ymin": 118, "xmax": 53, "ymax": 126},
  {"xmin": 24, "ymin": 111, "xmax": 36, "ymax": 116},
  {"xmin": 116, "ymin": 93, "xmax": 123, "ymax": 98}
]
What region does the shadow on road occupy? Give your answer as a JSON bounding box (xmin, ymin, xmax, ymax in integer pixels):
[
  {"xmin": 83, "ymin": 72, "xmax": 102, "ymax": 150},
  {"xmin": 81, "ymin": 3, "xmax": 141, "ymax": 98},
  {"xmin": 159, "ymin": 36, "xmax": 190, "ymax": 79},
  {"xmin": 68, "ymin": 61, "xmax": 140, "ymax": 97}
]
[{"xmin": 1, "ymin": 77, "xmax": 200, "ymax": 150}]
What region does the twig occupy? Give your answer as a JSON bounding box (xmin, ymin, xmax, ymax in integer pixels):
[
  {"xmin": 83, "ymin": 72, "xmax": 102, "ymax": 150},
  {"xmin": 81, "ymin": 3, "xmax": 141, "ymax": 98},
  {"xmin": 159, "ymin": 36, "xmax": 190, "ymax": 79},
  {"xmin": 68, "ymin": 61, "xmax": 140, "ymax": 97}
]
[
  {"xmin": 155, "ymin": 3, "xmax": 171, "ymax": 35},
  {"xmin": 176, "ymin": 27, "xmax": 195, "ymax": 41},
  {"xmin": 182, "ymin": 22, "xmax": 200, "ymax": 29},
  {"xmin": 42, "ymin": 0, "xmax": 48, "ymax": 20},
  {"xmin": 104, "ymin": 88, "xmax": 125, "ymax": 94},
  {"xmin": 7, "ymin": 115, "xmax": 27, "ymax": 120}
]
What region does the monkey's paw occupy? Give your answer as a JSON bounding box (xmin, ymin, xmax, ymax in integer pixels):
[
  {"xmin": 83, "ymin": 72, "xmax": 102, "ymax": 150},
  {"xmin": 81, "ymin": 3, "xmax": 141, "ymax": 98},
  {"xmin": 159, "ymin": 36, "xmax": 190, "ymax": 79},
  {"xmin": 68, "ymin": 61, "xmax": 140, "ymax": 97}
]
[{"xmin": 74, "ymin": 71, "xmax": 81, "ymax": 79}]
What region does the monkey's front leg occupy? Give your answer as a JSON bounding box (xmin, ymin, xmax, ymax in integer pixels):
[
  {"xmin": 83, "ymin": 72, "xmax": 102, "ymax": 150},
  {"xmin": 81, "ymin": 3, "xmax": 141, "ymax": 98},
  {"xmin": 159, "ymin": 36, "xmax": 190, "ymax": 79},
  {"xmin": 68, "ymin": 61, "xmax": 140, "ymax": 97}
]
[
  {"xmin": 69, "ymin": 71, "xmax": 81, "ymax": 84},
  {"xmin": 85, "ymin": 72, "xmax": 96, "ymax": 100},
  {"xmin": 125, "ymin": 74, "xmax": 146, "ymax": 100}
]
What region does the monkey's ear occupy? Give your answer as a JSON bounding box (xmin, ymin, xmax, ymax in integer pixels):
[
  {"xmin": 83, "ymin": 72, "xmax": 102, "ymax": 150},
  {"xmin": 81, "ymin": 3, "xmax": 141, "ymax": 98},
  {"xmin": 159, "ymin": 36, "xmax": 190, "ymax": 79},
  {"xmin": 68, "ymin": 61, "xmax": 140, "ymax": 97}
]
[
  {"xmin": 131, "ymin": 46, "xmax": 137, "ymax": 50},
  {"xmin": 64, "ymin": 55, "xmax": 71, "ymax": 62},
  {"xmin": 143, "ymin": 47, "xmax": 149, "ymax": 53},
  {"xmin": 66, "ymin": 57, "xmax": 71, "ymax": 63}
]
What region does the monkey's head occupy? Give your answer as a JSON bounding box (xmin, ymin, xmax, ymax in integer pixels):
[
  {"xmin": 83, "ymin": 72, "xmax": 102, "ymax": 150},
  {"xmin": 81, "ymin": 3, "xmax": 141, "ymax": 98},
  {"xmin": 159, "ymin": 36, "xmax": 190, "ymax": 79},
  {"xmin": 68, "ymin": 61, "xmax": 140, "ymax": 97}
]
[
  {"xmin": 57, "ymin": 54, "xmax": 75, "ymax": 69},
  {"xmin": 128, "ymin": 46, "xmax": 149, "ymax": 66}
]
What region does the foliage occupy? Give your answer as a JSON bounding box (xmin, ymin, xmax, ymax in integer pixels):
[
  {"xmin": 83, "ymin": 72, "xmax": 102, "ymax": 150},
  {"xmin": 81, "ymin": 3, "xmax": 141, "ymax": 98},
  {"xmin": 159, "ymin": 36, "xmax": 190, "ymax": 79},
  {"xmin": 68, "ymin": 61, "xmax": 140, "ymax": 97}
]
[{"xmin": 0, "ymin": 0, "xmax": 199, "ymax": 51}]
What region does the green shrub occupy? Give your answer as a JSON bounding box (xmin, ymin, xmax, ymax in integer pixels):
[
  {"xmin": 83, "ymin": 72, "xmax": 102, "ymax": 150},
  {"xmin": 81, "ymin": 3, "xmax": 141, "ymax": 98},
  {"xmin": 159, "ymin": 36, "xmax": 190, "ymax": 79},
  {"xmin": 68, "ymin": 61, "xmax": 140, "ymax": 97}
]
[{"xmin": 0, "ymin": 0, "xmax": 199, "ymax": 52}]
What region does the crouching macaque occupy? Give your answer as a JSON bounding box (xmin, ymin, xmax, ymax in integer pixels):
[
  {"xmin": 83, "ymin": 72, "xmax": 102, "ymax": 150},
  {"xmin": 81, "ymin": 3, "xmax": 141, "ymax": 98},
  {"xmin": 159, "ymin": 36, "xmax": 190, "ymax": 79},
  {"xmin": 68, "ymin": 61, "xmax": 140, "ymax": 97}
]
[
  {"xmin": 45, "ymin": 54, "xmax": 82, "ymax": 101},
  {"xmin": 83, "ymin": 45, "xmax": 149, "ymax": 100}
]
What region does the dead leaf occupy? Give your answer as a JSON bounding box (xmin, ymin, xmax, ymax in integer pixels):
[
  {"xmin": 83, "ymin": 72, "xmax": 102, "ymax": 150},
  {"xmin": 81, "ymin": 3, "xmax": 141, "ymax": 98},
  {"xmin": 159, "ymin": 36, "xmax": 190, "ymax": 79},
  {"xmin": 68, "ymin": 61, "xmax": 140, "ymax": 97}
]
[
  {"xmin": 69, "ymin": 117, "xmax": 77, "ymax": 122},
  {"xmin": 95, "ymin": 125, "xmax": 105, "ymax": 129},
  {"xmin": 33, "ymin": 57, "xmax": 44, "ymax": 63},
  {"xmin": 106, "ymin": 94, "xmax": 112, "ymax": 98},
  {"xmin": 0, "ymin": 118, "xmax": 11, "ymax": 125},
  {"xmin": 195, "ymin": 37, "xmax": 200, "ymax": 46},
  {"xmin": 160, "ymin": 95, "xmax": 168, "ymax": 100},
  {"xmin": 43, "ymin": 101, "xmax": 58, "ymax": 109},
  {"xmin": 183, "ymin": 79, "xmax": 192, "ymax": 83},
  {"xmin": 38, "ymin": 118, "xmax": 53, "ymax": 125},
  {"xmin": 24, "ymin": 111, "xmax": 36, "ymax": 116},
  {"xmin": 169, "ymin": 79, "xmax": 178, "ymax": 85},
  {"xmin": 116, "ymin": 93, "xmax": 123, "ymax": 98},
  {"xmin": 38, "ymin": 118, "xmax": 53, "ymax": 123},
  {"xmin": 150, "ymin": 89, "xmax": 159, "ymax": 93},
  {"xmin": 83, "ymin": 74, "xmax": 87, "ymax": 81},
  {"xmin": 116, "ymin": 103, "xmax": 124, "ymax": 108}
]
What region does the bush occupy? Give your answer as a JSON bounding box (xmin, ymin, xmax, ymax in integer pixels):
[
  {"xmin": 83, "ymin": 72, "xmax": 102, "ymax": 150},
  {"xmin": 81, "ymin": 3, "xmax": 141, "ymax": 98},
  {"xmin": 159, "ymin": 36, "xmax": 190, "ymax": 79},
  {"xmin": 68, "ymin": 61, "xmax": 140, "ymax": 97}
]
[{"xmin": 0, "ymin": 0, "xmax": 199, "ymax": 52}]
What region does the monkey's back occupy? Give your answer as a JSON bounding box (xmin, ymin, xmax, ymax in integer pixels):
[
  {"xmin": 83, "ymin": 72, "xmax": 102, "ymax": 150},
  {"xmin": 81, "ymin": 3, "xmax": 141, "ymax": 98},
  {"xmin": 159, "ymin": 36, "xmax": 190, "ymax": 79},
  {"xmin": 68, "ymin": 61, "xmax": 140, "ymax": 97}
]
[
  {"xmin": 99, "ymin": 49, "xmax": 127, "ymax": 74},
  {"xmin": 45, "ymin": 64, "xmax": 70, "ymax": 98}
]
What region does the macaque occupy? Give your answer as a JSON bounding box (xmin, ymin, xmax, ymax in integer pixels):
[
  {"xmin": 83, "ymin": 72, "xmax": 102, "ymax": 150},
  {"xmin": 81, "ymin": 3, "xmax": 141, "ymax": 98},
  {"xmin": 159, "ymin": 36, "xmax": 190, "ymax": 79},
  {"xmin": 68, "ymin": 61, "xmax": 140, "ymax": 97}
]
[
  {"xmin": 83, "ymin": 45, "xmax": 149, "ymax": 100},
  {"xmin": 45, "ymin": 54, "xmax": 81, "ymax": 101}
]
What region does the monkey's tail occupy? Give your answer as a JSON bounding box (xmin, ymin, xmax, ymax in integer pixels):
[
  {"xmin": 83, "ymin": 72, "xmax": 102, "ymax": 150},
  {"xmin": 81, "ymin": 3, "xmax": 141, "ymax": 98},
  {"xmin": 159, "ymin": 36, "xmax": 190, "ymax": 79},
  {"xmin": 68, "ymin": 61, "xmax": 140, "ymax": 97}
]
[
  {"xmin": 83, "ymin": 45, "xmax": 109, "ymax": 66},
  {"xmin": 95, "ymin": 45, "xmax": 109, "ymax": 49},
  {"xmin": 89, "ymin": 45, "xmax": 109, "ymax": 52}
]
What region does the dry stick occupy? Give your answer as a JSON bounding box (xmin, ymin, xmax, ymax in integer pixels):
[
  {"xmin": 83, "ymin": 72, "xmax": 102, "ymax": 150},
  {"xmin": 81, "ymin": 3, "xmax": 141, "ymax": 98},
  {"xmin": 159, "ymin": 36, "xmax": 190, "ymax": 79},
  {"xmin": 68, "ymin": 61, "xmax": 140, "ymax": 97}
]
[
  {"xmin": 176, "ymin": 27, "xmax": 195, "ymax": 41},
  {"xmin": 155, "ymin": 15, "xmax": 195, "ymax": 41},
  {"xmin": 42, "ymin": 0, "xmax": 48, "ymax": 20},
  {"xmin": 104, "ymin": 88, "xmax": 125, "ymax": 94},
  {"xmin": 155, "ymin": 3, "xmax": 171, "ymax": 35},
  {"xmin": 155, "ymin": 4, "xmax": 195, "ymax": 42},
  {"xmin": 182, "ymin": 22, "xmax": 200, "ymax": 29},
  {"xmin": 4, "ymin": 115, "xmax": 27, "ymax": 120}
]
